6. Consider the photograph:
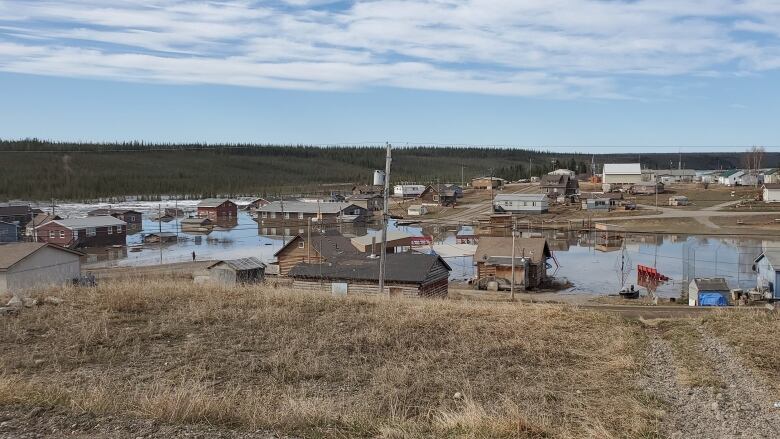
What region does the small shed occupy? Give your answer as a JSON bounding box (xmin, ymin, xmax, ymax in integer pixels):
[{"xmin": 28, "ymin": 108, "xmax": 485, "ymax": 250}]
[
  {"xmin": 762, "ymin": 184, "xmax": 780, "ymax": 203},
  {"xmin": 581, "ymin": 193, "xmax": 622, "ymax": 211},
  {"xmin": 181, "ymin": 217, "xmax": 214, "ymax": 233},
  {"xmin": 143, "ymin": 232, "xmax": 178, "ymax": 244},
  {"xmin": 688, "ymin": 278, "xmax": 730, "ymax": 306},
  {"xmin": 197, "ymin": 257, "xmax": 266, "ymax": 285},
  {"xmin": 754, "ymin": 251, "xmax": 780, "ymax": 299},
  {"xmin": 668, "ymin": 196, "xmax": 690, "ymax": 206},
  {"xmin": 0, "ymin": 243, "xmax": 84, "ymax": 294}
]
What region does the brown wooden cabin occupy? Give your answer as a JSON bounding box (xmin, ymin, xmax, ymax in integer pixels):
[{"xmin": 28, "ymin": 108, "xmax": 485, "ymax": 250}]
[
  {"xmin": 474, "ymin": 237, "xmax": 551, "ymax": 290},
  {"xmin": 197, "ymin": 199, "xmax": 238, "ymax": 220},
  {"xmin": 36, "ymin": 217, "xmax": 127, "ymax": 248}
]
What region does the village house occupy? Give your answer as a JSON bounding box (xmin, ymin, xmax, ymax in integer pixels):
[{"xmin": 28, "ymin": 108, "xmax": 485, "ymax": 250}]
[
  {"xmin": 347, "ymin": 194, "xmax": 384, "ymax": 212},
  {"xmin": 258, "ymin": 201, "xmax": 367, "ymax": 224},
  {"xmin": 24, "ymin": 213, "xmax": 60, "ymax": 239},
  {"xmin": 688, "ymin": 278, "xmax": 730, "ymax": 306},
  {"xmin": 36, "ymin": 217, "xmax": 127, "ymax": 248},
  {"xmin": 195, "ymin": 257, "xmax": 266, "ymax": 286},
  {"xmin": 288, "ymin": 252, "xmax": 451, "ymax": 298},
  {"xmin": 631, "ymin": 181, "xmax": 664, "ymax": 195},
  {"xmin": 0, "ymin": 221, "xmax": 19, "ymax": 243},
  {"xmin": 418, "ymin": 185, "xmax": 458, "ymax": 206},
  {"xmin": 474, "ymin": 237, "xmax": 552, "ymax": 290},
  {"xmin": 718, "ymin": 169, "xmax": 745, "ymax": 186},
  {"xmin": 87, "ymin": 208, "xmax": 143, "ymax": 227},
  {"xmin": 581, "ymin": 192, "xmax": 623, "ymax": 211},
  {"xmin": 653, "ymin": 169, "xmax": 697, "ymax": 183},
  {"xmin": 754, "ymin": 251, "xmax": 780, "ymax": 300},
  {"xmin": 197, "ymin": 198, "xmax": 238, "ymax": 220},
  {"xmin": 352, "ymin": 184, "xmax": 383, "ymax": 195},
  {"xmin": 274, "ymin": 231, "xmax": 361, "ymax": 276},
  {"xmin": 762, "ymin": 169, "xmax": 780, "ymax": 184},
  {"xmin": 0, "ymin": 242, "xmax": 84, "ymax": 294},
  {"xmin": 470, "ymin": 177, "xmax": 505, "ymax": 191},
  {"xmin": 738, "ymin": 172, "xmax": 760, "ymax": 187},
  {"xmin": 180, "ymin": 217, "xmax": 214, "ymax": 233},
  {"xmin": 540, "ymin": 174, "xmax": 579, "ymax": 196},
  {"xmin": 0, "ymin": 206, "xmax": 33, "ymax": 236},
  {"xmin": 393, "ymin": 184, "xmax": 426, "ymax": 198},
  {"xmin": 602, "ymin": 163, "xmax": 644, "ymax": 190},
  {"xmin": 493, "ymin": 194, "xmax": 549, "ymax": 214},
  {"xmin": 762, "ymin": 184, "xmax": 780, "ymax": 203}
]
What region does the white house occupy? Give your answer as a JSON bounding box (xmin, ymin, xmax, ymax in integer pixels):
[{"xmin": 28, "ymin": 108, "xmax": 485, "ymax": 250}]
[
  {"xmin": 0, "ymin": 242, "xmax": 83, "ymax": 295},
  {"xmin": 762, "ymin": 169, "xmax": 780, "ymax": 184},
  {"xmin": 393, "ymin": 185, "xmax": 426, "ymax": 198},
  {"xmin": 754, "ymin": 251, "xmax": 780, "ymax": 300},
  {"xmin": 738, "ymin": 173, "xmax": 760, "ymax": 187},
  {"xmin": 493, "ymin": 194, "xmax": 549, "ymax": 214},
  {"xmin": 602, "ymin": 163, "xmax": 643, "ymax": 186},
  {"xmin": 763, "ymin": 184, "xmax": 780, "ymax": 203},
  {"xmin": 718, "ymin": 170, "xmax": 745, "ymax": 186}
]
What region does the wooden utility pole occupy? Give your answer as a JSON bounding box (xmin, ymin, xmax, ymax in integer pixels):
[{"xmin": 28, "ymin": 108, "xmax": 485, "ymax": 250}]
[
  {"xmin": 511, "ymin": 218, "xmax": 517, "ymax": 301},
  {"xmin": 379, "ymin": 143, "xmax": 392, "ymax": 295},
  {"xmin": 307, "ymin": 217, "xmax": 311, "ymax": 263}
]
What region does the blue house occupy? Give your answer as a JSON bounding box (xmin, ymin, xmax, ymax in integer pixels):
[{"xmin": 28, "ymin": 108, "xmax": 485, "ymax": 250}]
[
  {"xmin": 0, "ymin": 221, "xmax": 19, "ymax": 243},
  {"xmin": 754, "ymin": 252, "xmax": 780, "ymax": 300}
]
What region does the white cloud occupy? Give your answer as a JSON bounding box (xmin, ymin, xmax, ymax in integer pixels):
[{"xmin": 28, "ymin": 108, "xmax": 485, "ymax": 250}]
[{"xmin": 0, "ymin": 0, "xmax": 779, "ymax": 98}]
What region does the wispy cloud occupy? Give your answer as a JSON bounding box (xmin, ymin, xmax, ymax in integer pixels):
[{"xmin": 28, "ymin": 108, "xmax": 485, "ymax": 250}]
[{"xmin": 1, "ymin": 1, "xmax": 779, "ymax": 98}]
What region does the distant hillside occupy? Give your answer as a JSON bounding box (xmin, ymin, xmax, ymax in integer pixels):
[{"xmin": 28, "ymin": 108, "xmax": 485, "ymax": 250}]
[{"xmin": 1, "ymin": 139, "xmax": 776, "ymax": 200}]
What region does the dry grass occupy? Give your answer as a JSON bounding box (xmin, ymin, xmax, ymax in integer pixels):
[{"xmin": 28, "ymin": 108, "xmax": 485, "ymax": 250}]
[
  {"xmin": 701, "ymin": 309, "xmax": 780, "ymax": 393},
  {"xmin": 0, "ymin": 280, "xmax": 660, "ymax": 438},
  {"xmin": 657, "ymin": 321, "xmax": 723, "ymax": 388}
]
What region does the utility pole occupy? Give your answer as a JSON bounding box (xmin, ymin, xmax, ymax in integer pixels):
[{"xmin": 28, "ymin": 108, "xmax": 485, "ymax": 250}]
[
  {"xmin": 511, "ymin": 218, "xmax": 517, "ymax": 301},
  {"xmin": 461, "ymin": 164, "xmax": 465, "ymax": 188},
  {"xmin": 307, "ymin": 217, "xmax": 311, "ymax": 263},
  {"xmin": 379, "ymin": 142, "xmax": 392, "ymax": 295},
  {"xmin": 280, "ymin": 194, "xmax": 285, "ymax": 245},
  {"xmin": 158, "ymin": 203, "xmax": 163, "ymax": 264}
]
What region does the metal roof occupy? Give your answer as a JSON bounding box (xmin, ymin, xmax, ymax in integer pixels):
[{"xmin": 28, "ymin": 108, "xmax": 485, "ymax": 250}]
[
  {"xmin": 258, "ymin": 201, "xmax": 361, "ymax": 214},
  {"xmin": 655, "ymin": 169, "xmax": 697, "ymax": 176},
  {"xmin": 51, "ymin": 216, "xmax": 127, "ymax": 229},
  {"xmin": 0, "ymin": 205, "xmax": 31, "ymax": 216},
  {"xmin": 208, "ymin": 257, "xmax": 266, "ymax": 271},
  {"xmin": 493, "ymin": 193, "xmax": 548, "ymax": 202},
  {"xmin": 288, "ymin": 253, "xmax": 450, "ymax": 284},
  {"xmin": 0, "ymin": 242, "xmax": 84, "ymax": 271},
  {"xmin": 603, "ymin": 163, "xmax": 641, "ymax": 175},
  {"xmin": 720, "ymin": 169, "xmax": 743, "ymax": 178},
  {"xmin": 197, "ymin": 198, "xmax": 234, "ymax": 208},
  {"xmin": 763, "ymin": 184, "xmax": 780, "ymax": 190},
  {"xmin": 351, "ymin": 231, "xmax": 413, "ymax": 249},
  {"xmin": 474, "ymin": 237, "xmax": 551, "ymax": 264},
  {"xmin": 87, "ymin": 208, "xmax": 142, "ymax": 215},
  {"xmin": 692, "ymin": 277, "xmax": 729, "ymax": 292}
]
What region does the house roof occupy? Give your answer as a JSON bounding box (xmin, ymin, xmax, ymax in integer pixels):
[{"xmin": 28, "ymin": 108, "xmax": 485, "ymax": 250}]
[
  {"xmin": 421, "ymin": 185, "xmax": 457, "ymax": 197},
  {"xmin": 181, "ymin": 217, "xmax": 213, "ymax": 225},
  {"xmin": 493, "ymin": 193, "xmax": 548, "ymax": 202},
  {"xmin": 87, "ymin": 208, "xmax": 142, "ymax": 216},
  {"xmin": 540, "ymin": 174, "xmax": 570, "ymax": 187},
  {"xmin": 197, "ymin": 198, "xmax": 234, "ymax": 208},
  {"xmin": 692, "ymin": 277, "xmax": 729, "ymax": 292},
  {"xmin": 474, "ymin": 237, "xmax": 551, "ymax": 264},
  {"xmin": 351, "ymin": 231, "xmax": 414, "ymax": 251},
  {"xmin": 603, "ymin": 163, "xmax": 641, "ymax": 175},
  {"xmin": 720, "ymin": 169, "xmax": 743, "ymax": 178},
  {"xmin": 288, "ymin": 253, "xmax": 451, "ymax": 284},
  {"xmin": 348, "ymin": 194, "xmax": 383, "ymax": 201},
  {"xmin": 259, "ymin": 201, "xmax": 361, "ymax": 214},
  {"xmin": 27, "ymin": 213, "xmax": 59, "ymax": 228},
  {"xmin": 274, "ymin": 231, "xmax": 361, "ymax": 260},
  {"xmin": 581, "ymin": 192, "xmax": 623, "ymax": 200},
  {"xmin": 51, "ymin": 216, "xmax": 127, "ymax": 229},
  {"xmin": 0, "ymin": 242, "xmax": 83, "ymax": 271},
  {"xmin": 655, "ymin": 169, "xmax": 697, "ymax": 176},
  {"xmin": 208, "ymin": 257, "xmax": 266, "ymax": 271},
  {"xmin": 0, "ymin": 205, "xmax": 31, "ymax": 216},
  {"xmin": 763, "ymin": 184, "xmax": 780, "ymax": 190}
]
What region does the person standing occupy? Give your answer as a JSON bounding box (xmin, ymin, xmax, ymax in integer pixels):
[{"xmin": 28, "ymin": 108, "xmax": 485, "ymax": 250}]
[{"xmin": 191, "ymin": 251, "xmax": 196, "ymax": 262}]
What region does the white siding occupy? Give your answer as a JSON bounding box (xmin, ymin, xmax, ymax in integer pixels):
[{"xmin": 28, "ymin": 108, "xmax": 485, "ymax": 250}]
[
  {"xmin": 602, "ymin": 173, "xmax": 643, "ymax": 185},
  {"xmin": 764, "ymin": 188, "xmax": 780, "ymax": 203},
  {"xmin": 2, "ymin": 247, "xmax": 81, "ymax": 294}
]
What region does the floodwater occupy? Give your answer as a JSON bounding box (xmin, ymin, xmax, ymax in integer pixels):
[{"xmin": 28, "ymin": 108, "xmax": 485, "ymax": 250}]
[{"xmin": 46, "ymin": 201, "xmax": 777, "ymax": 297}]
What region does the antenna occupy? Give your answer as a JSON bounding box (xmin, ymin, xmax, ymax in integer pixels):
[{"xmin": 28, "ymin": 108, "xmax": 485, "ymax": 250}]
[{"xmin": 378, "ymin": 142, "xmax": 392, "ymax": 295}]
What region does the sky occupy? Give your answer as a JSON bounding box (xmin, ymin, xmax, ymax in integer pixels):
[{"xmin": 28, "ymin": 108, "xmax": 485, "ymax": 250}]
[{"xmin": 1, "ymin": 0, "xmax": 780, "ymax": 151}]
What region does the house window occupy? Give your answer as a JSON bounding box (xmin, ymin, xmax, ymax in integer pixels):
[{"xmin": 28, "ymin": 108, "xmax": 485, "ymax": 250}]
[
  {"xmin": 108, "ymin": 226, "xmax": 113, "ymax": 235},
  {"xmin": 284, "ymin": 228, "xmax": 290, "ymax": 236},
  {"xmin": 128, "ymin": 215, "xmax": 135, "ymax": 222},
  {"xmin": 117, "ymin": 225, "xmax": 122, "ymax": 233},
  {"xmin": 285, "ymin": 212, "xmax": 290, "ymax": 219},
  {"xmin": 299, "ymin": 228, "xmax": 304, "ymax": 234},
  {"xmin": 270, "ymin": 228, "xmax": 277, "ymax": 235},
  {"xmin": 270, "ymin": 212, "xmax": 276, "ymax": 219},
  {"xmin": 261, "ymin": 212, "xmax": 267, "ymax": 219},
  {"xmin": 298, "ymin": 241, "xmax": 305, "ymax": 249},
  {"xmin": 433, "ymin": 195, "xmax": 439, "ymax": 201},
  {"xmin": 59, "ymin": 230, "xmax": 65, "ymax": 239},
  {"xmin": 297, "ymin": 212, "xmax": 304, "ymax": 219},
  {"xmin": 86, "ymin": 227, "xmax": 96, "ymax": 237},
  {"xmin": 49, "ymin": 230, "xmax": 56, "ymax": 239}
]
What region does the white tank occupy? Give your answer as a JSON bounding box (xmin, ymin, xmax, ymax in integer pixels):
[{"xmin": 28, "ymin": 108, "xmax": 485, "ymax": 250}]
[{"xmin": 373, "ymin": 170, "xmax": 385, "ymax": 186}]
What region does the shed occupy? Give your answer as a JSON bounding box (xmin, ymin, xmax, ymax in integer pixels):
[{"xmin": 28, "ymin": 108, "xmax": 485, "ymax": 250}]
[
  {"xmin": 0, "ymin": 242, "xmax": 84, "ymax": 294},
  {"xmin": 407, "ymin": 205, "xmax": 428, "ymax": 216},
  {"xmin": 631, "ymin": 181, "xmax": 664, "ymax": 195},
  {"xmin": 288, "ymin": 253, "xmax": 451, "ymax": 298},
  {"xmin": 393, "ymin": 185, "xmax": 426, "ymax": 198},
  {"xmin": 602, "ymin": 163, "xmax": 643, "ymax": 186},
  {"xmin": 143, "ymin": 232, "xmax": 178, "ymax": 244},
  {"xmin": 762, "ymin": 184, "xmax": 780, "ymax": 203},
  {"xmin": 581, "ymin": 193, "xmax": 623, "ymax": 211},
  {"xmin": 688, "ymin": 278, "xmax": 730, "ymax": 306},
  {"xmin": 181, "ymin": 217, "xmax": 214, "ymax": 233},
  {"xmin": 196, "ymin": 257, "xmax": 266, "ymax": 285},
  {"xmin": 668, "ymin": 196, "xmax": 690, "ymax": 206},
  {"xmin": 474, "ymin": 237, "xmax": 552, "ymax": 289}
]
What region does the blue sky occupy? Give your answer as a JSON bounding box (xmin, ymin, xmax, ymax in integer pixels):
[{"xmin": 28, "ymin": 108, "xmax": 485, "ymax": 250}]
[{"xmin": 1, "ymin": 0, "xmax": 780, "ymax": 152}]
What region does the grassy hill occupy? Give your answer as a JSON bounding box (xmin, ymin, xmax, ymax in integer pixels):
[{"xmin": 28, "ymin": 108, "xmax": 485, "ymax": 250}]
[{"xmin": 1, "ymin": 139, "xmax": 774, "ymax": 200}]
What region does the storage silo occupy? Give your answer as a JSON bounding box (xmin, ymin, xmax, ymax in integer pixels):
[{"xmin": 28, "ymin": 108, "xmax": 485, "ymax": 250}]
[{"xmin": 373, "ymin": 170, "xmax": 385, "ymax": 186}]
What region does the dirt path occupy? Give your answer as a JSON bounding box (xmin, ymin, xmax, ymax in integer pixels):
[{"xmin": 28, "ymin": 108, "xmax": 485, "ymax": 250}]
[{"xmin": 640, "ymin": 326, "xmax": 780, "ymax": 438}]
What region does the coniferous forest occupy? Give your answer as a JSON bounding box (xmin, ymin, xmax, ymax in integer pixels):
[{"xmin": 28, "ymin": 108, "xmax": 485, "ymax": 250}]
[{"xmin": 0, "ymin": 139, "xmax": 771, "ymax": 200}]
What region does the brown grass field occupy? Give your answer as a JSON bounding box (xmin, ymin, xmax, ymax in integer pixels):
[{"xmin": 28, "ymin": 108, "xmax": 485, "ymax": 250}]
[{"xmin": 0, "ymin": 280, "xmax": 661, "ymax": 438}]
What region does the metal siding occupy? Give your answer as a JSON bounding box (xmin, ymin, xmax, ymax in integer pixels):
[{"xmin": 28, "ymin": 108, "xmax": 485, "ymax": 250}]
[{"xmin": 5, "ymin": 246, "xmax": 81, "ymax": 293}]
